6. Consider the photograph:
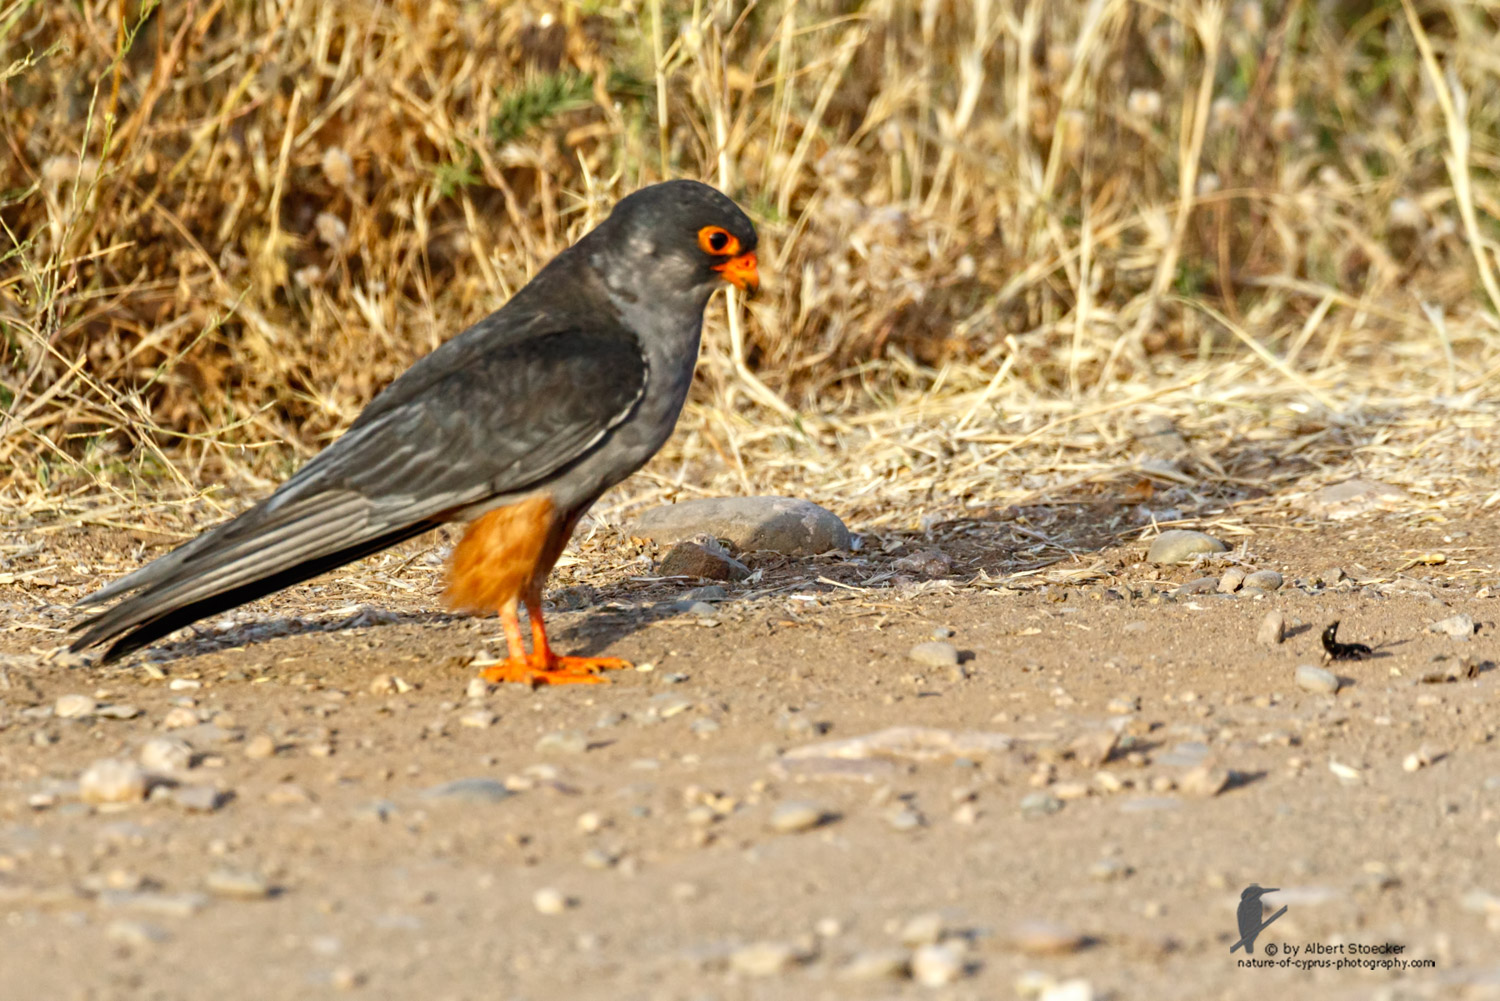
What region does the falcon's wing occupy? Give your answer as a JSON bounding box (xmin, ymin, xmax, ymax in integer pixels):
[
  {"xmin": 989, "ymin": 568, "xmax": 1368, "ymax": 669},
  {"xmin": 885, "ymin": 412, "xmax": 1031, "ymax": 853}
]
[{"xmin": 71, "ymin": 324, "xmax": 648, "ymax": 661}]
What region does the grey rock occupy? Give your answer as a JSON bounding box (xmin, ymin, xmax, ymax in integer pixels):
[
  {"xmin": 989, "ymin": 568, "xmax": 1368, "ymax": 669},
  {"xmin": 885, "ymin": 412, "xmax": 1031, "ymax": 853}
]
[
  {"xmin": 629, "ymin": 496, "xmax": 851, "ymax": 556},
  {"xmin": 1429, "ymin": 613, "xmax": 1477, "ymax": 641},
  {"xmin": 1243, "ymin": 570, "xmax": 1283, "ymax": 591},
  {"xmin": 1147, "ymin": 530, "xmax": 1228, "ymax": 565},
  {"xmin": 420, "ymin": 778, "xmax": 513, "ymax": 804},
  {"xmin": 1175, "ymin": 576, "xmax": 1220, "ymax": 595},
  {"xmin": 908, "ymin": 641, "xmax": 960, "ymax": 668},
  {"xmin": 1296, "ymin": 665, "xmax": 1340, "ymax": 695},
  {"xmin": 658, "ymin": 538, "xmax": 750, "ymax": 581},
  {"xmin": 1257, "ymin": 610, "xmax": 1286, "ymax": 646}
]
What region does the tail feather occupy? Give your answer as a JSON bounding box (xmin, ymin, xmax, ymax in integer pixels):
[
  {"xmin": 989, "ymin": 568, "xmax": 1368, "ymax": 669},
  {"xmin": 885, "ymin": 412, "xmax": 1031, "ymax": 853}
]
[{"xmin": 72, "ymin": 515, "xmax": 440, "ymax": 662}]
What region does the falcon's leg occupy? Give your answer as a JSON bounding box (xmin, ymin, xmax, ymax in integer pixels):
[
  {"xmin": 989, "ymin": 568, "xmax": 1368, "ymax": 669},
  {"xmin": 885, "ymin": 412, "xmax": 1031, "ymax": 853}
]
[{"xmin": 522, "ymin": 593, "xmax": 632, "ymax": 680}]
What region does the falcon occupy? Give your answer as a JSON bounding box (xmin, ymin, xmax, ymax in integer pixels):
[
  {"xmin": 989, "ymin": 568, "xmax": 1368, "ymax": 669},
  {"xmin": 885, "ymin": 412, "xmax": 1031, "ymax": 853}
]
[{"xmin": 70, "ymin": 180, "xmax": 760, "ymax": 685}]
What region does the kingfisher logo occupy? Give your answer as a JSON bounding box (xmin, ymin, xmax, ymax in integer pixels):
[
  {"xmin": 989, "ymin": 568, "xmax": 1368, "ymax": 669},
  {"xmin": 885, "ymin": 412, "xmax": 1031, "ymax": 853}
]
[{"xmin": 1229, "ymin": 885, "xmax": 1286, "ymax": 954}]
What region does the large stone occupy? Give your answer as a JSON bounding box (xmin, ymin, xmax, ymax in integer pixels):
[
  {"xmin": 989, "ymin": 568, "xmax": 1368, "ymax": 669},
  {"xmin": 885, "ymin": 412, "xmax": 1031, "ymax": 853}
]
[
  {"xmin": 628, "ymin": 497, "xmax": 850, "ymax": 556},
  {"xmin": 1146, "ymin": 529, "xmax": 1228, "ymax": 565}
]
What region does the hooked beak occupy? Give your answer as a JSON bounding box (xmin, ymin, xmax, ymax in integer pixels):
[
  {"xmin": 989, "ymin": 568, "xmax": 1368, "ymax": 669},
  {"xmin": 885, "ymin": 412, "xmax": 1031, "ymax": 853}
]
[{"xmin": 713, "ymin": 251, "xmax": 759, "ymax": 297}]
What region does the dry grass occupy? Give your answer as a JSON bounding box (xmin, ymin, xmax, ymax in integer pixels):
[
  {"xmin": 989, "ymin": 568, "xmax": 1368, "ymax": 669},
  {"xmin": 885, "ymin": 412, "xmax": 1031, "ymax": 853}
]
[{"xmin": 3, "ymin": 0, "xmax": 1500, "ymax": 534}]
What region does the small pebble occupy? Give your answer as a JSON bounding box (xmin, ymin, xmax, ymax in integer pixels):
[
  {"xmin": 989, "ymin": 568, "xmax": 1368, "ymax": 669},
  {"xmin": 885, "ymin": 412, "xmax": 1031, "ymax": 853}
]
[
  {"xmin": 769, "ymin": 801, "xmax": 831, "ymax": 833},
  {"xmin": 244, "ymin": 734, "xmax": 277, "ymax": 759},
  {"xmin": 330, "ymin": 967, "xmax": 365, "ymax": 991},
  {"xmin": 105, "ymin": 919, "xmax": 169, "ymax": 947},
  {"xmin": 172, "ymin": 785, "xmax": 224, "ymax": 812},
  {"xmin": 532, "ymin": 887, "xmax": 572, "ymax": 915},
  {"xmin": 464, "ymin": 677, "xmax": 491, "ymax": 700},
  {"xmin": 420, "ymin": 778, "xmax": 512, "ymax": 804},
  {"xmin": 1218, "ymin": 568, "xmax": 1246, "ymax": 593},
  {"xmin": 838, "ymin": 950, "xmax": 910, "ymax": 982},
  {"xmin": 205, "ymin": 869, "xmax": 271, "ymax": 900},
  {"xmin": 1089, "ymin": 858, "xmax": 1132, "ymax": 882},
  {"xmin": 80, "ymin": 759, "xmax": 148, "ymax": 805},
  {"xmin": 1296, "ymin": 665, "xmax": 1340, "ymax": 695},
  {"xmin": 885, "ymin": 805, "xmax": 925, "ymax": 831},
  {"xmin": 1429, "ymin": 613, "xmax": 1477, "ymax": 641},
  {"xmin": 1257, "ymin": 610, "xmax": 1286, "ymax": 646},
  {"xmin": 1010, "ymin": 920, "xmax": 1087, "ymax": 956},
  {"xmin": 95, "ymin": 704, "xmax": 142, "ymax": 720},
  {"xmin": 910, "ymin": 943, "xmax": 965, "ymax": 986},
  {"xmin": 139, "ymin": 737, "xmax": 194, "ymax": 774},
  {"xmin": 730, "ymin": 941, "xmax": 800, "ymax": 977},
  {"xmin": 535, "ymin": 731, "xmax": 588, "ymax": 755},
  {"xmin": 1041, "ymin": 980, "xmax": 1100, "ymax": 1001},
  {"xmin": 908, "ymin": 641, "xmax": 960, "ymax": 668},
  {"xmin": 1403, "ymin": 747, "xmax": 1441, "ymax": 772},
  {"xmin": 899, "ymin": 912, "xmax": 944, "ymax": 947},
  {"xmin": 161, "ymin": 707, "xmax": 199, "ymax": 730},
  {"xmin": 1020, "ymin": 792, "xmax": 1064, "ymax": 817},
  {"xmin": 459, "ymin": 710, "xmax": 497, "ymax": 729},
  {"xmin": 1179, "ymin": 763, "xmax": 1230, "ymax": 798},
  {"xmin": 55, "ymin": 694, "xmax": 97, "ymax": 719},
  {"xmin": 1242, "ymin": 570, "xmax": 1283, "ymax": 591}
]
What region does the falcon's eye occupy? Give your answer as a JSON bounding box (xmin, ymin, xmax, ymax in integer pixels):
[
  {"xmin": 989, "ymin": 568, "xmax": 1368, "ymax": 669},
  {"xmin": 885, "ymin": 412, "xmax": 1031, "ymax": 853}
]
[{"xmin": 697, "ymin": 226, "xmax": 739, "ymax": 256}]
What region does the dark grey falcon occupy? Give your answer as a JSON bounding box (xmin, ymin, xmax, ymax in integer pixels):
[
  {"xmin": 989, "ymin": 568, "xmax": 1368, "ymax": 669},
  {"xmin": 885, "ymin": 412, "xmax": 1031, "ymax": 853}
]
[{"xmin": 70, "ymin": 179, "xmax": 759, "ymax": 685}]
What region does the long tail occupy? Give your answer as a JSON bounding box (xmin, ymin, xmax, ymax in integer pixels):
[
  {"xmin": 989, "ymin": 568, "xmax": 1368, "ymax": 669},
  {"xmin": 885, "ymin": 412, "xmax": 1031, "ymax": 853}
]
[{"xmin": 70, "ymin": 491, "xmax": 440, "ymax": 663}]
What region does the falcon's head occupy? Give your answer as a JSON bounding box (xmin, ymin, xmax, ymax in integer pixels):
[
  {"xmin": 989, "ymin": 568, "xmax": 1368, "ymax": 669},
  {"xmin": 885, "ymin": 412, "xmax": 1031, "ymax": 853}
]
[{"xmin": 591, "ymin": 180, "xmax": 760, "ymax": 300}]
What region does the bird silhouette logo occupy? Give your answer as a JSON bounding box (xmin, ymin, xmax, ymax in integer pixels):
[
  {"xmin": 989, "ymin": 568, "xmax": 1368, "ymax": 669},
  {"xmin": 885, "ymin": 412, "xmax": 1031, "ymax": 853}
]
[{"xmin": 1229, "ymin": 884, "xmax": 1287, "ymax": 954}]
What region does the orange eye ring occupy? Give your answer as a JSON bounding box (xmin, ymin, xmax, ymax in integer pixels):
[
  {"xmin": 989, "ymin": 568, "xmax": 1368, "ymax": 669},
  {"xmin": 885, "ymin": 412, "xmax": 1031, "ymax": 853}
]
[{"xmin": 697, "ymin": 225, "xmax": 740, "ymax": 257}]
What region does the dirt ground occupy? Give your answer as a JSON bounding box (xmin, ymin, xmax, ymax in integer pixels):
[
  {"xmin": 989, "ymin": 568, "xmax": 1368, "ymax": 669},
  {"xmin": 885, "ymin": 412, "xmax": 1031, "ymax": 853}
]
[{"xmin": 2, "ymin": 494, "xmax": 1498, "ymax": 1000}]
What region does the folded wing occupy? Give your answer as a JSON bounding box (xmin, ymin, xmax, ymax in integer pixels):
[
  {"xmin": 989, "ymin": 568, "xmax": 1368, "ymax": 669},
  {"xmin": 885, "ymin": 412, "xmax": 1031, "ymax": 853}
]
[{"xmin": 72, "ymin": 325, "xmax": 648, "ymax": 661}]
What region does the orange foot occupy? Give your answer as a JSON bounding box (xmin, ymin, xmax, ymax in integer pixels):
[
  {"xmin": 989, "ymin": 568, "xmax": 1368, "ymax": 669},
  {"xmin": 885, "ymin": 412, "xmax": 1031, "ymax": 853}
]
[{"xmin": 479, "ymin": 654, "xmax": 633, "ymax": 687}]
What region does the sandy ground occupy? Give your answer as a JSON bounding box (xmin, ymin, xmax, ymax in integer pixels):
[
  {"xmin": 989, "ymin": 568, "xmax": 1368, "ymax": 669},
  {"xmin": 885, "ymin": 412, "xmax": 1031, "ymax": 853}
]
[{"xmin": 1, "ymin": 496, "xmax": 1498, "ymax": 1000}]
